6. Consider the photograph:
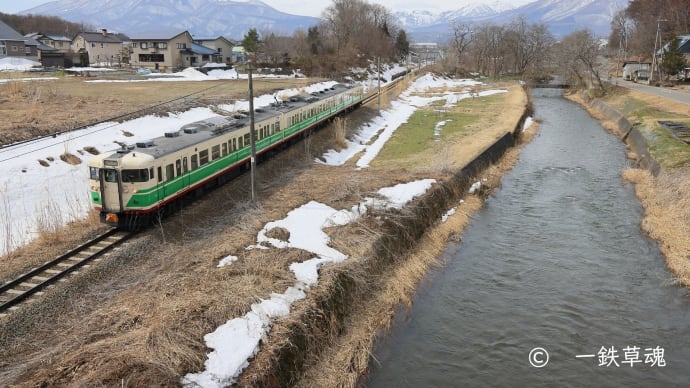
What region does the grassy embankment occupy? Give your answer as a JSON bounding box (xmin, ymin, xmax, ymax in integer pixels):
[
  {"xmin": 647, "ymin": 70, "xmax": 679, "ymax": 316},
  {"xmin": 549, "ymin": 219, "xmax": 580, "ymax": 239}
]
[{"xmin": 571, "ymin": 86, "xmax": 690, "ymax": 286}]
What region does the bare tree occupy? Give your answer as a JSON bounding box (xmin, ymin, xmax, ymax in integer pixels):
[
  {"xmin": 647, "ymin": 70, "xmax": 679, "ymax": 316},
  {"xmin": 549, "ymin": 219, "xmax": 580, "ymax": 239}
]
[
  {"xmin": 506, "ymin": 16, "xmax": 554, "ymax": 78},
  {"xmin": 558, "ymin": 29, "xmax": 605, "ymax": 92},
  {"xmin": 450, "ymin": 21, "xmax": 474, "ymax": 70}
]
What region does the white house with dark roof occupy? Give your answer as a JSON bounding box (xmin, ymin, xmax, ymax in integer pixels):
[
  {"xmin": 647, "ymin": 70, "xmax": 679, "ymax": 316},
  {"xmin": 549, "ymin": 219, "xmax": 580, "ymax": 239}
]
[{"xmin": 72, "ymin": 29, "xmax": 129, "ymax": 66}]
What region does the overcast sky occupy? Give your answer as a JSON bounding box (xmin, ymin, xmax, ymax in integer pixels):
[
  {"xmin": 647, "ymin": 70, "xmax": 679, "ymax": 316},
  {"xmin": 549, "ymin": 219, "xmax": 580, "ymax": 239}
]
[{"xmin": 0, "ymin": 0, "xmax": 533, "ymax": 18}]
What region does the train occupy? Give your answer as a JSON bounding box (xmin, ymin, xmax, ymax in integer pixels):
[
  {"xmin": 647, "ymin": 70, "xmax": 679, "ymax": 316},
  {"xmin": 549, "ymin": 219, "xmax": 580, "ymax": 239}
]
[{"xmin": 87, "ymin": 83, "xmax": 365, "ymax": 229}]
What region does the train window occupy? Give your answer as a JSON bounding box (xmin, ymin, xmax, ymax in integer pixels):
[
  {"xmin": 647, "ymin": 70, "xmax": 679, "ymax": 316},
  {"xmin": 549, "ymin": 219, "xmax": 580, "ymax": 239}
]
[
  {"xmin": 122, "ymin": 169, "xmax": 149, "ymax": 183},
  {"xmin": 191, "ymin": 155, "xmax": 198, "ymax": 170},
  {"xmin": 233, "ymin": 138, "xmax": 237, "ymax": 151},
  {"xmin": 149, "ymin": 167, "xmax": 154, "ymax": 179},
  {"xmin": 275, "ymin": 121, "xmax": 280, "ymax": 131},
  {"xmin": 244, "ymin": 134, "xmax": 250, "ymax": 146},
  {"xmin": 199, "ymin": 150, "xmax": 209, "ymax": 165},
  {"xmin": 104, "ymin": 169, "xmax": 117, "ymax": 183},
  {"xmin": 182, "ymin": 157, "xmax": 188, "ymax": 173},
  {"xmin": 165, "ymin": 164, "xmax": 174, "ymax": 181},
  {"xmin": 89, "ymin": 167, "xmax": 99, "ymax": 180},
  {"xmin": 157, "ymin": 167, "xmax": 162, "ymax": 182},
  {"xmin": 211, "ymin": 145, "xmax": 220, "ymax": 160},
  {"xmin": 238, "ymin": 137, "xmax": 243, "ymax": 149},
  {"xmin": 222, "ymin": 143, "xmax": 228, "ymax": 156},
  {"xmin": 176, "ymin": 159, "xmax": 182, "ymax": 176}
]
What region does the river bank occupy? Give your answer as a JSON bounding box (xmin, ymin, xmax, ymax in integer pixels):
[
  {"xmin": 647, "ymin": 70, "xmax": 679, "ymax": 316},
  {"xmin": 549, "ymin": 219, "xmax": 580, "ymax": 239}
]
[{"xmin": 567, "ymin": 91, "xmax": 690, "ymax": 287}]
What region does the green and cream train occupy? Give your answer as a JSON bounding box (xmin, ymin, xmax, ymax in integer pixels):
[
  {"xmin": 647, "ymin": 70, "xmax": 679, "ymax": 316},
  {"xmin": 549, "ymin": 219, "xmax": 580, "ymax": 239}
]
[{"xmin": 88, "ymin": 83, "xmax": 364, "ymax": 229}]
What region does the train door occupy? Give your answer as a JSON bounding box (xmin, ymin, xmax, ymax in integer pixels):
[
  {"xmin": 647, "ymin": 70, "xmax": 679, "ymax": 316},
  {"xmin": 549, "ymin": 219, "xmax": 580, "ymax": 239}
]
[{"xmin": 100, "ymin": 168, "xmax": 123, "ymax": 213}]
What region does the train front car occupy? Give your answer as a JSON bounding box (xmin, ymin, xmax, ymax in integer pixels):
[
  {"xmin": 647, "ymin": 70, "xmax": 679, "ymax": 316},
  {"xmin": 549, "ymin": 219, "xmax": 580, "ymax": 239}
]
[{"xmin": 88, "ymin": 145, "xmax": 156, "ymax": 229}]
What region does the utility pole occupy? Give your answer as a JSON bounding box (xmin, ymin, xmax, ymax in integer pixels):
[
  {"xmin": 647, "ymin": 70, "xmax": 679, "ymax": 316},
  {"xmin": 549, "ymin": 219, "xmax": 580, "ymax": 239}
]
[
  {"xmin": 650, "ymin": 19, "xmax": 667, "ymax": 84},
  {"xmin": 247, "ymin": 61, "xmax": 257, "ymax": 203},
  {"xmin": 377, "ymin": 56, "xmax": 381, "ymax": 110}
]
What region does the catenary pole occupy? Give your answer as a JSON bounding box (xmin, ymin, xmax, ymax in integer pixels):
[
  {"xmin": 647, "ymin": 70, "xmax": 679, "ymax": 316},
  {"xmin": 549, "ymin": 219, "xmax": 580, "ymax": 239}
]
[{"xmin": 248, "ymin": 61, "xmax": 257, "ymax": 202}]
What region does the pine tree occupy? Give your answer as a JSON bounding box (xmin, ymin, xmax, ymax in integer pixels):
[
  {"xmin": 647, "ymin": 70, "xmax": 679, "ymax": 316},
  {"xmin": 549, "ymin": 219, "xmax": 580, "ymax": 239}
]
[{"xmin": 661, "ymin": 35, "xmax": 687, "ymax": 79}]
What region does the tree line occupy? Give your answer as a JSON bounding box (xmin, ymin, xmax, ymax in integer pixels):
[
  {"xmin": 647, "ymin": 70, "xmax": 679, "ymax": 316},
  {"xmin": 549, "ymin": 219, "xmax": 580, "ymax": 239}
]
[{"xmin": 0, "ymin": 12, "xmax": 91, "ymax": 37}]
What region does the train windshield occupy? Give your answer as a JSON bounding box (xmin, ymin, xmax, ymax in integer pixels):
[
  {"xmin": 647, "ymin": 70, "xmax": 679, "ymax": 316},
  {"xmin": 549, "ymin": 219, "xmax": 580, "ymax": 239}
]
[
  {"xmin": 122, "ymin": 169, "xmax": 149, "ymax": 183},
  {"xmin": 89, "ymin": 167, "xmax": 99, "ymax": 180}
]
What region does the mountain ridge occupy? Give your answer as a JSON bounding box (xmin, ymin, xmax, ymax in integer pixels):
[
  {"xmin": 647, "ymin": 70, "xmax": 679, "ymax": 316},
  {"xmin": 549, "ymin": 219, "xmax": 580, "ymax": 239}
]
[{"xmin": 21, "ymin": 0, "xmax": 615, "ymax": 42}]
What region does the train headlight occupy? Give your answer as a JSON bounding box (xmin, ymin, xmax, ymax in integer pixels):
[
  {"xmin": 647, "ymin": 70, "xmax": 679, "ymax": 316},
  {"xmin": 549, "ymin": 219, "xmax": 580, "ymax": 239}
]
[{"xmin": 105, "ymin": 213, "xmax": 119, "ymax": 223}]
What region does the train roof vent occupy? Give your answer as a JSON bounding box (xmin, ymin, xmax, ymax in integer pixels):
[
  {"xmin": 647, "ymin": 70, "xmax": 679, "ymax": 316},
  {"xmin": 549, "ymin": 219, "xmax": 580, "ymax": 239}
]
[
  {"xmin": 255, "ymin": 108, "xmax": 265, "ymax": 113},
  {"xmin": 136, "ymin": 140, "xmax": 155, "ymax": 148},
  {"xmin": 183, "ymin": 127, "xmax": 198, "ymax": 134},
  {"xmin": 233, "ymin": 113, "xmax": 247, "ymax": 120},
  {"xmin": 165, "ymin": 131, "xmax": 180, "ymax": 138}
]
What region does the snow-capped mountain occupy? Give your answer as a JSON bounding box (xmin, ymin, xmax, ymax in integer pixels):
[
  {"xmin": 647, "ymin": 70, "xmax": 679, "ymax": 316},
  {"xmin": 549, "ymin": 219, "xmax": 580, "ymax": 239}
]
[
  {"xmin": 20, "ymin": 0, "xmax": 318, "ymax": 39},
  {"xmin": 20, "ymin": 0, "xmax": 618, "ymax": 42},
  {"xmin": 397, "ymin": 0, "xmax": 619, "ymax": 41}
]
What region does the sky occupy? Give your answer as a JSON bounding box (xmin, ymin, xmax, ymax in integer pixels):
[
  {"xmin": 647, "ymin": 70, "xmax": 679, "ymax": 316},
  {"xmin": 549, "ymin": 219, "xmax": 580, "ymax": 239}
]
[{"xmin": 0, "ymin": 0, "xmax": 533, "ymax": 18}]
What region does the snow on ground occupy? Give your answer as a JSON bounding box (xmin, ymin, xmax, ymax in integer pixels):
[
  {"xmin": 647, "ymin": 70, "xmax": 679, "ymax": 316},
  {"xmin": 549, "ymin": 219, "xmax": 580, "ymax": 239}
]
[
  {"xmin": 0, "ymin": 107, "xmax": 220, "ymax": 255},
  {"xmin": 84, "ymin": 67, "xmax": 303, "ymax": 83},
  {"xmin": 0, "ymin": 77, "xmax": 58, "ymax": 84},
  {"xmin": 318, "ymin": 73, "xmax": 507, "ymax": 169},
  {"xmin": 186, "ymin": 179, "xmax": 436, "ymax": 387},
  {"xmin": 65, "ymin": 67, "xmax": 116, "ymax": 73},
  {"xmin": 523, "ymin": 116, "xmax": 534, "ymax": 131},
  {"xmin": 0, "ymin": 78, "xmax": 347, "ymax": 255},
  {"xmin": 0, "ymin": 57, "xmax": 42, "ymax": 71}
]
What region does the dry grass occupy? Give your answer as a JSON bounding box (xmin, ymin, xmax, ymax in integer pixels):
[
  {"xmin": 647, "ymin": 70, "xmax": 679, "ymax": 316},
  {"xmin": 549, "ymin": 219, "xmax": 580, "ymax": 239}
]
[{"xmin": 622, "ymin": 168, "xmax": 690, "ymax": 286}]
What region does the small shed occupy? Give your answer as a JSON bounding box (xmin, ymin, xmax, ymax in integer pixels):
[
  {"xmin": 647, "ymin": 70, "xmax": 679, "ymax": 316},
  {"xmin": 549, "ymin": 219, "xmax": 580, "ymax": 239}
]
[{"xmin": 622, "ymin": 62, "xmax": 651, "ymax": 81}]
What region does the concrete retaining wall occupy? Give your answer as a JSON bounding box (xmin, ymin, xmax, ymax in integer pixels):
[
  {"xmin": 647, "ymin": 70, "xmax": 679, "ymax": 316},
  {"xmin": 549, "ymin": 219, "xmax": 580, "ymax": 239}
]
[{"xmin": 590, "ymin": 98, "xmax": 661, "ymax": 176}]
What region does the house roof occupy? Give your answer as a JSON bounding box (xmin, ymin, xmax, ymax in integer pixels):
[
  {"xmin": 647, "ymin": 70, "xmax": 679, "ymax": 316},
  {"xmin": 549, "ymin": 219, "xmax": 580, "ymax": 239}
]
[
  {"xmin": 193, "ymin": 36, "xmax": 234, "ymax": 45},
  {"xmin": 187, "ymin": 43, "xmax": 218, "ymax": 55},
  {"xmin": 78, "ymin": 31, "xmax": 128, "ymax": 44},
  {"xmin": 0, "ymin": 19, "xmax": 25, "ymax": 41},
  {"xmin": 131, "ymin": 30, "xmax": 190, "ymax": 41},
  {"xmin": 44, "ymin": 34, "xmax": 72, "ymax": 42}
]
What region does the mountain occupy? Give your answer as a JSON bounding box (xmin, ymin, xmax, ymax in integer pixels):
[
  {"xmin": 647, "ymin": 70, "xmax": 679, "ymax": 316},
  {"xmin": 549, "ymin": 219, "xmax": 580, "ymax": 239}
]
[
  {"xmin": 20, "ymin": 0, "xmax": 319, "ymax": 39},
  {"xmin": 396, "ymin": 0, "xmax": 618, "ymax": 42},
  {"xmin": 20, "ymin": 0, "xmax": 618, "ymax": 43}
]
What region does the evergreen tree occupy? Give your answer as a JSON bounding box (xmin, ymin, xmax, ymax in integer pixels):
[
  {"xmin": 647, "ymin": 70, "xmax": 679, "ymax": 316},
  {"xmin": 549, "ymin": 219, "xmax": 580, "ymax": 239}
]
[
  {"xmin": 395, "ymin": 29, "xmax": 410, "ymax": 59},
  {"xmin": 242, "ymin": 28, "xmax": 261, "ymax": 59},
  {"xmin": 661, "ymin": 35, "xmax": 687, "ymax": 79}
]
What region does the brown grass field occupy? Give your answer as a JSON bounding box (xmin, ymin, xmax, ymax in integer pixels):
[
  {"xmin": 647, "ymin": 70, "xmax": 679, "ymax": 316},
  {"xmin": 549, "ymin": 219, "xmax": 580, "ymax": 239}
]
[
  {"xmin": 0, "ymin": 73, "xmax": 320, "ymax": 146},
  {"xmin": 0, "ymin": 73, "xmax": 529, "ymax": 386}
]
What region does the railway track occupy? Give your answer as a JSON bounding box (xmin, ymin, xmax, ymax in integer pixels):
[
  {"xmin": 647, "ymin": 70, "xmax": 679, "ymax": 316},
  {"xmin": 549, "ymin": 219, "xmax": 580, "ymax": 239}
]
[{"xmin": 0, "ymin": 228, "xmax": 132, "ymax": 318}]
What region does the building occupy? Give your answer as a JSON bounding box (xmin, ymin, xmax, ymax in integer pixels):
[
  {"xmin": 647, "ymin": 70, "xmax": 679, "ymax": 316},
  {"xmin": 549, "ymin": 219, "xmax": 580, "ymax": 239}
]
[
  {"xmin": 193, "ymin": 36, "xmax": 234, "ymax": 64},
  {"xmin": 0, "ymin": 19, "xmax": 28, "ymax": 59},
  {"xmin": 129, "ymin": 30, "xmax": 194, "ymax": 72},
  {"xmin": 622, "ymin": 61, "xmax": 651, "ymax": 81},
  {"xmin": 72, "ymin": 29, "xmax": 129, "ymax": 66}
]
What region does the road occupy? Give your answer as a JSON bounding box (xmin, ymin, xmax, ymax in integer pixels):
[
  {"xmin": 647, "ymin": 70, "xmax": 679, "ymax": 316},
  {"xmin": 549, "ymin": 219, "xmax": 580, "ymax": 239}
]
[{"xmin": 611, "ymin": 77, "xmax": 690, "ymax": 106}]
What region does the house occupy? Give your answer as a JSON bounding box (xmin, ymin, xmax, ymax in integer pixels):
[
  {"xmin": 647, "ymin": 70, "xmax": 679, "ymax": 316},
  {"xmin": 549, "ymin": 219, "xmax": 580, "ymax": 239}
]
[
  {"xmin": 26, "ymin": 32, "xmax": 72, "ymax": 54},
  {"xmin": 622, "ymin": 61, "xmax": 651, "ymax": 81},
  {"xmin": 25, "ymin": 33, "xmax": 68, "ymax": 67},
  {"xmin": 129, "ymin": 30, "xmax": 194, "ymax": 72},
  {"xmin": 193, "ymin": 36, "xmax": 235, "ymax": 64},
  {"xmin": 72, "ymin": 29, "xmax": 129, "ymax": 66},
  {"xmin": 0, "ymin": 19, "xmax": 28, "ymax": 59}
]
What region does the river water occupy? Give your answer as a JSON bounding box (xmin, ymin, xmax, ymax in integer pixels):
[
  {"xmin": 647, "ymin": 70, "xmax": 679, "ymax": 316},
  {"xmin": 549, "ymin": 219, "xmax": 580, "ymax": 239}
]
[{"xmin": 365, "ymin": 89, "xmax": 690, "ymax": 387}]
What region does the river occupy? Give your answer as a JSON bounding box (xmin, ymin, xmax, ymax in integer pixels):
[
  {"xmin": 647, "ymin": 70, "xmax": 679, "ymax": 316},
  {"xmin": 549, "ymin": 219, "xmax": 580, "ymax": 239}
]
[{"xmin": 365, "ymin": 89, "xmax": 690, "ymax": 387}]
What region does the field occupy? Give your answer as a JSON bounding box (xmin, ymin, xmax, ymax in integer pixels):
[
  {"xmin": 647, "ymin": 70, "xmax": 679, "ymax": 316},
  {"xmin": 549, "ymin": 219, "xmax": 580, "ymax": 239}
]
[
  {"xmin": 0, "ymin": 72, "xmax": 529, "ymax": 386},
  {"xmin": 0, "ymin": 72, "xmax": 319, "ymax": 145}
]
